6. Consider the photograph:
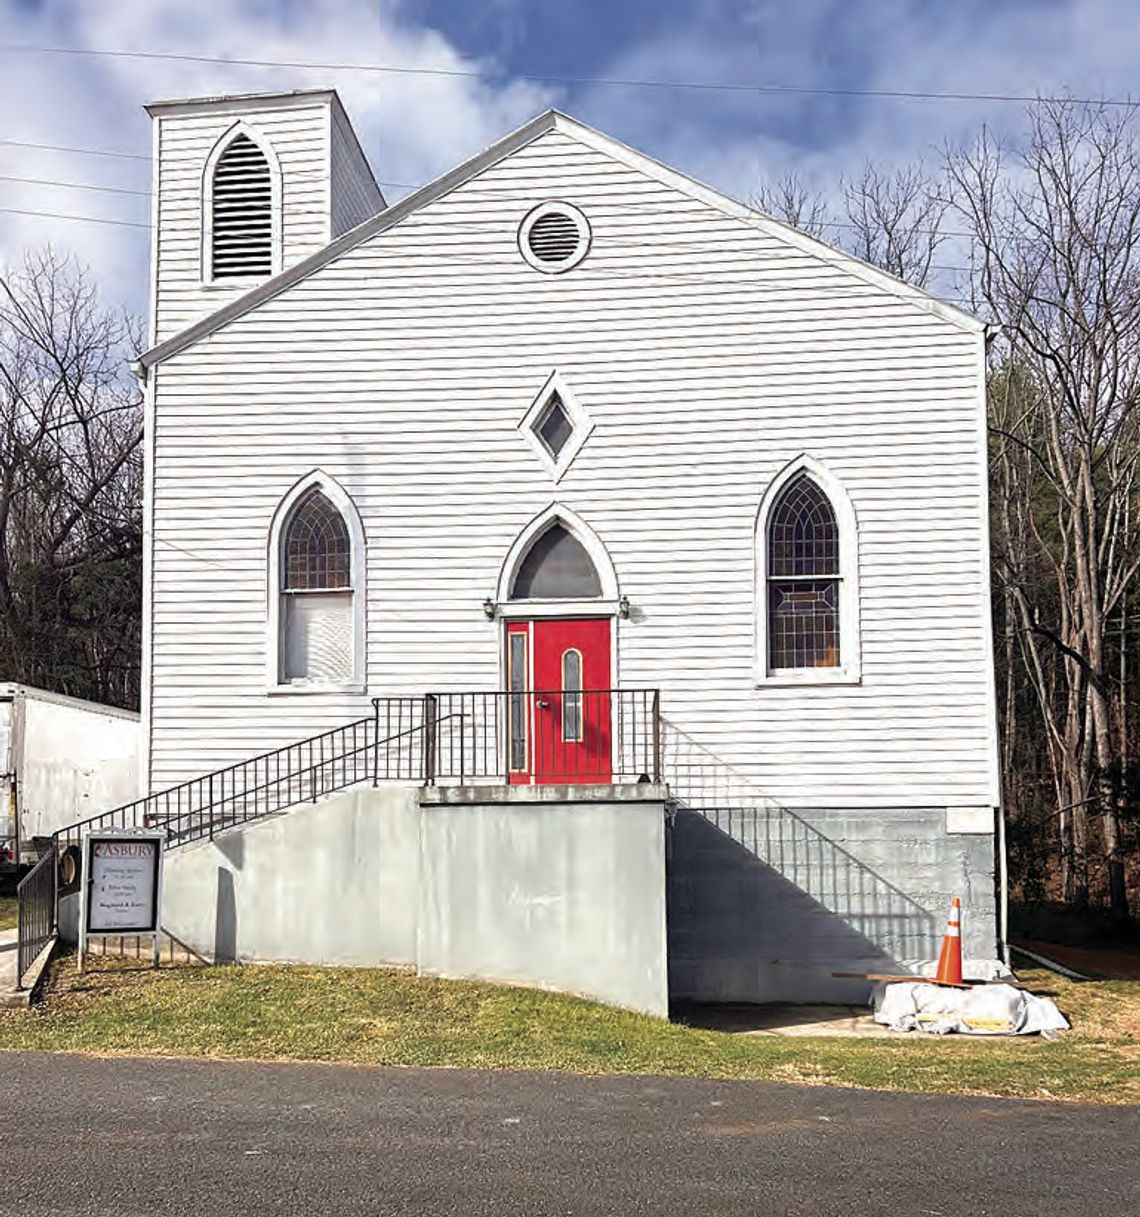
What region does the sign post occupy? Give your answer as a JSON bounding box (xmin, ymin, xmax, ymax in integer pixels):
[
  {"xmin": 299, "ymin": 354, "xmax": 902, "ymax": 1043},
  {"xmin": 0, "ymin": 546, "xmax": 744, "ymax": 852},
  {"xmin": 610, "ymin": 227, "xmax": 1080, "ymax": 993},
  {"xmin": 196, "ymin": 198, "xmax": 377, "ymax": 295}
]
[{"xmin": 78, "ymin": 829, "xmax": 164, "ymax": 971}]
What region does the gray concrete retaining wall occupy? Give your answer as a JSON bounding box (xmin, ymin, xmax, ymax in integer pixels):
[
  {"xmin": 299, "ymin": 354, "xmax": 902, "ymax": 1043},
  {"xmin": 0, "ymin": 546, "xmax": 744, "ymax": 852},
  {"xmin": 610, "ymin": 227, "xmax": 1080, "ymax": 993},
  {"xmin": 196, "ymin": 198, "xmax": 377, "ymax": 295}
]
[
  {"xmin": 667, "ymin": 806, "xmax": 997, "ymax": 1005},
  {"xmin": 418, "ymin": 790, "xmax": 667, "ymax": 1017},
  {"xmin": 162, "ymin": 784, "xmax": 421, "ymax": 967},
  {"xmin": 148, "ymin": 782, "xmax": 668, "ymax": 1017},
  {"xmin": 60, "ymin": 783, "xmax": 991, "ymax": 1016}
]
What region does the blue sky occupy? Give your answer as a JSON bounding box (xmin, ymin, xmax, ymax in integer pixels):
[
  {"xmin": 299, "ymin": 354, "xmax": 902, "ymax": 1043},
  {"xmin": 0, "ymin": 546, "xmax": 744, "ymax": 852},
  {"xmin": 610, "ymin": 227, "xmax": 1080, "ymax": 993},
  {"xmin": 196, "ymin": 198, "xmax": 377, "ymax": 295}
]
[{"xmin": 2, "ymin": 0, "xmax": 1140, "ymax": 313}]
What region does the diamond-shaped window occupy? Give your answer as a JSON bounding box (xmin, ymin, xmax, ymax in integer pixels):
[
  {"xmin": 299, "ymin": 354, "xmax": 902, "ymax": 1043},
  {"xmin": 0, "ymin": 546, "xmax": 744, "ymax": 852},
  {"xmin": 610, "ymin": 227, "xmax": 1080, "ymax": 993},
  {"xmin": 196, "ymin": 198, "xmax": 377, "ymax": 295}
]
[
  {"xmin": 536, "ymin": 394, "xmax": 573, "ymax": 459},
  {"xmin": 518, "ymin": 372, "xmax": 594, "ymax": 483}
]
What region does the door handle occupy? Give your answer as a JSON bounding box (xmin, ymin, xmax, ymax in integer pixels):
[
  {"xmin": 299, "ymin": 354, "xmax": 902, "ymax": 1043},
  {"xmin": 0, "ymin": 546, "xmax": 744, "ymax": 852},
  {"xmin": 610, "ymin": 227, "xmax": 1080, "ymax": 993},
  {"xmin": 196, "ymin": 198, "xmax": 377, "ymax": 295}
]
[{"xmin": 536, "ymin": 699, "xmax": 550, "ymax": 709}]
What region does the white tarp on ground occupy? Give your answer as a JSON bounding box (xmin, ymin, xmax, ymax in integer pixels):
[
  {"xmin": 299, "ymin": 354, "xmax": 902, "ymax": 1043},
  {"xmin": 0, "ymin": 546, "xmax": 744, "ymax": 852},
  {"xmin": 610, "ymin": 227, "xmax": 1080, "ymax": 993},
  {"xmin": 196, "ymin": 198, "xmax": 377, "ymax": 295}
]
[{"xmin": 873, "ymin": 982, "xmax": 1070, "ymax": 1036}]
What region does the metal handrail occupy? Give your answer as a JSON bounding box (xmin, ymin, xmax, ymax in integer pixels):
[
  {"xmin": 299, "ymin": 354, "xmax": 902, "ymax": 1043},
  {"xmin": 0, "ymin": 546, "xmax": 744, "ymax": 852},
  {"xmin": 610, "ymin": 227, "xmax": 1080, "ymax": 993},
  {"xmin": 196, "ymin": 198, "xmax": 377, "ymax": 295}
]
[
  {"xmin": 18, "ymin": 698, "xmax": 432, "ymax": 961},
  {"xmin": 423, "ymin": 688, "xmax": 662, "ymax": 786},
  {"xmin": 52, "ymin": 699, "xmax": 428, "ymax": 854},
  {"xmin": 15, "ymin": 686, "xmax": 662, "ymax": 976},
  {"xmin": 16, "ymin": 847, "xmax": 55, "ymax": 988}
]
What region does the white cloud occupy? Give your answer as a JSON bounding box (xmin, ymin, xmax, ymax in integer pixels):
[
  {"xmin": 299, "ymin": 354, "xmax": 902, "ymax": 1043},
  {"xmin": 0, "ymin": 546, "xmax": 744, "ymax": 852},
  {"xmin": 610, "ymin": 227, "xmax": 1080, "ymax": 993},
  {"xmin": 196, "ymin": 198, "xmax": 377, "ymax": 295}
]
[
  {"xmin": 575, "ymin": 0, "xmax": 1140, "ymax": 203},
  {"xmin": 0, "ymin": 0, "xmax": 555, "ymax": 315},
  {"xmin": 5, "ymin": 0, "xmax": 1140, "ymax": 321}
]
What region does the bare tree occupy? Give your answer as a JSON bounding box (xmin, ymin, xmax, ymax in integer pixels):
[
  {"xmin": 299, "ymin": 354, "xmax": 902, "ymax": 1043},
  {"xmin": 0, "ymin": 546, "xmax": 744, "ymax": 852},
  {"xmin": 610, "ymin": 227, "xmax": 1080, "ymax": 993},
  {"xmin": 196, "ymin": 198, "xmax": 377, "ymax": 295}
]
[
  {"xmin": 841, "ymin": 162, "xmax": 948, "ymax": 287},
  {"xmin": 949, "ymin": 101, "xmax": 1140, "ymax": 921},
  {"xmin": 0, "ymin": 249, "xmax": 142, "ymax": 707},
  {"xmin": 753, "ymin": 171, "xmax": 832, "ymax": 239}
]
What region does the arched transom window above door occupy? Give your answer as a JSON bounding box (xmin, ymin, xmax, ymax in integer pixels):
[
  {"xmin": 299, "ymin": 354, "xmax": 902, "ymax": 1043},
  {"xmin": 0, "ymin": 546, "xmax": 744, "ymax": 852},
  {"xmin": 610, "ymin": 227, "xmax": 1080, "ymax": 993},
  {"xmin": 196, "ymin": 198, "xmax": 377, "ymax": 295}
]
[{"xmin": 510, "ymin": 523, "xmax": 602, "ymax": 599}]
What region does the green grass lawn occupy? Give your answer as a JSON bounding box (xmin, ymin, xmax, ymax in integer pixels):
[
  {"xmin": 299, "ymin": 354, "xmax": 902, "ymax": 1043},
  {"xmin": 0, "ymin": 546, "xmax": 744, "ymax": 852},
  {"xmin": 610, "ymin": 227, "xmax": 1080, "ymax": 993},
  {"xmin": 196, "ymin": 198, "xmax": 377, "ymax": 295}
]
[
  {"xmin": 0, "ymin": 897, "xmax": 17, "ymax": 932},
  {"xmin": 0, "ymin": 954, "xmax": 1136, "ymax": 1104}
]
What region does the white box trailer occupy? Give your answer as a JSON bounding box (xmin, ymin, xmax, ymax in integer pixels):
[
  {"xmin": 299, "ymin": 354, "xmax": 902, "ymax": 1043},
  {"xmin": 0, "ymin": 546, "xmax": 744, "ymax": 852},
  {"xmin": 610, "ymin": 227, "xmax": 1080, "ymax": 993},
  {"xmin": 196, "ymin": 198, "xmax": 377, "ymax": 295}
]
[{"xmin": 0, "ymin": 683, "xmax": 140, "ymax": 868}]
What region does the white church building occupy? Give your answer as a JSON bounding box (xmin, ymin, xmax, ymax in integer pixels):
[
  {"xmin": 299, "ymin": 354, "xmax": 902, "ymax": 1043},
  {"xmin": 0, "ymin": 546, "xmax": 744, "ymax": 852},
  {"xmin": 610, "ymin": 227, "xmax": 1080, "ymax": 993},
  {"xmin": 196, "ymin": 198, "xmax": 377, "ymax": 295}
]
[{"xmin": 121, "ymin": 88, "xmax": 1001, "ymax": 1015}]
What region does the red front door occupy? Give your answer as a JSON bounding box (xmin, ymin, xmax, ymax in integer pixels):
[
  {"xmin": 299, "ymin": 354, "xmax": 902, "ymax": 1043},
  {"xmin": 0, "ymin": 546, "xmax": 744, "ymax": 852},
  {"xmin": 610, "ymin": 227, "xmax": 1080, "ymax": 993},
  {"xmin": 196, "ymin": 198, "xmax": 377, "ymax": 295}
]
[{"xmin": 506, "ymin": 618, "xmax": 612, "ymax": 784}]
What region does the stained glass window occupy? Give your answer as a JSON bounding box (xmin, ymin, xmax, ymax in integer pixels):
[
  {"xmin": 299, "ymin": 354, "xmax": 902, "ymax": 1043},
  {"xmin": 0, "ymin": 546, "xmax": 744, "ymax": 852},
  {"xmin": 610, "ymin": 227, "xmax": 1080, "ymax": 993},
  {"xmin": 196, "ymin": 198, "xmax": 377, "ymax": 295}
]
[
  {"xmin": 284, "ymin": 490, "xmax": 351, "ymax": 591},
  {"xmin": 767, "ymin": 475, "xmax": 840, "ymax": 669}
]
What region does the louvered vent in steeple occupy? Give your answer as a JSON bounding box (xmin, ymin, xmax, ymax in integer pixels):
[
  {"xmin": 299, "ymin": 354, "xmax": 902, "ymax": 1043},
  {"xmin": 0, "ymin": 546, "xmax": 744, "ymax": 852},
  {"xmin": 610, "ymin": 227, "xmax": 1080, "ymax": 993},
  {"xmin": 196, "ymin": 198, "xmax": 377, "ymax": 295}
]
[{"xmin": 211, "ymin": 134, "xmax": 273, "ymax": 280}]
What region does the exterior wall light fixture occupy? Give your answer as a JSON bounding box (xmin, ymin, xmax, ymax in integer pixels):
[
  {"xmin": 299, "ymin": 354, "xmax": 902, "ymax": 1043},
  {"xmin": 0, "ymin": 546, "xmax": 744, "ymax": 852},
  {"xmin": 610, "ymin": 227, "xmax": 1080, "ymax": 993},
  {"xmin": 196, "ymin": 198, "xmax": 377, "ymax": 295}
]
[
  {"xmin": 618, "ymin": 595, "xmax": 631, "ymax": 619},
  {"xmin": 483, "ymin": 598, "xmax": 497, "ymax": 620}
]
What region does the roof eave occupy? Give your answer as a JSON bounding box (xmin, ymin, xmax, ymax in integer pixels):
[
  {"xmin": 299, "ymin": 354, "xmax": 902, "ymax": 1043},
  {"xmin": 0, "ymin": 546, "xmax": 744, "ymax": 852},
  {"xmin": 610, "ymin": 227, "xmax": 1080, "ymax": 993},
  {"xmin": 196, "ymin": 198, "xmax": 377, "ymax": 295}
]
[
  {"xmin": 144, "ymin": 87, "xmax": 341, "ymax": 117},
  {"xmin": 546, "ymin": 111, "xmax": 984, "ymax": 336}
]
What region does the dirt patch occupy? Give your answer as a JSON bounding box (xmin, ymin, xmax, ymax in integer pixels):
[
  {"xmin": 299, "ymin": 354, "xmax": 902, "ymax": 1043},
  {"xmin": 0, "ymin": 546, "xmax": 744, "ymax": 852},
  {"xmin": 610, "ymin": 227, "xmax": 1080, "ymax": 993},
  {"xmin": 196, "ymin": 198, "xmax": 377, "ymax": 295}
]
[{"xmin": 1014, "ymin": 939, "xmax": 1140, "ymax": 981}]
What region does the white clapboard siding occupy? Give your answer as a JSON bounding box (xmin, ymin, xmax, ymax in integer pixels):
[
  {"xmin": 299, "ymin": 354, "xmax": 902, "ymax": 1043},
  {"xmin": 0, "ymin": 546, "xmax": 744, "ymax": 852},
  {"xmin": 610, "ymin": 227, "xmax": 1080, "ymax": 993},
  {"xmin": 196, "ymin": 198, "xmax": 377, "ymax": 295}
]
[
  {"xmin": 146, "ymin": 122, "xmax": 998, "ymax": 813},
  {"xmin": 150, "ymin": 91, "xmax": 380, "ymax": 345},
  {"xmin": 329, "ymin": 101, "xmax": 385, "ymax": 237}
]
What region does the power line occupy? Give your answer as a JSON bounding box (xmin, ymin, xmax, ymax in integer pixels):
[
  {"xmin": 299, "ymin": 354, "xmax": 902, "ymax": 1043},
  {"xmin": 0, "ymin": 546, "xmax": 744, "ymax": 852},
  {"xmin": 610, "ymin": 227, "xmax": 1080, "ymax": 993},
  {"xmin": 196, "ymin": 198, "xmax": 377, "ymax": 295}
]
[
  {"xmin": 0, "ymin": 204, "xmax": 980, "ymax": 308},
  {"xmin": 0, "ymin": 135, "xmax": 417, "ymax": 191},
  {"xmin": 0, "ymin": 148, "xmax": 978, "ymax": 245},
  {"xmin": 0, "ymin": 197, "xmax": 976, "ymax": 272},
  {"xmin": 0, "ymin": 174, "xmax": 149, "ymax": 197},
  {"xmin": 1, "ymin": 42, "xmax": 1137, "ymax": 108},
  {"xmin": 0, "ymin": 136, "xmax": 148, "ymax": 161},
  {"xmin": 0, "ymin": 155, "xmax": 976, "ymax": 245},
  {"xmin": 0, "ymin": 200, "xmax": 983, "ymax": 312},
  {"xmin": 0, "ymin": 205, "xmax": 148, "ymax": 230}
]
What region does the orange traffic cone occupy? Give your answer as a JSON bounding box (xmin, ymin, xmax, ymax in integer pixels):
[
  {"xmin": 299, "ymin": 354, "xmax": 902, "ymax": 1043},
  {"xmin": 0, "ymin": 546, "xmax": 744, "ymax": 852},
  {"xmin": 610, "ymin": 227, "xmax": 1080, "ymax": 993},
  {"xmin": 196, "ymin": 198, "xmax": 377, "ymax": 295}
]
[{"xmin": 934, "ymin": 897, "xmax": 964, "ymax": 985}]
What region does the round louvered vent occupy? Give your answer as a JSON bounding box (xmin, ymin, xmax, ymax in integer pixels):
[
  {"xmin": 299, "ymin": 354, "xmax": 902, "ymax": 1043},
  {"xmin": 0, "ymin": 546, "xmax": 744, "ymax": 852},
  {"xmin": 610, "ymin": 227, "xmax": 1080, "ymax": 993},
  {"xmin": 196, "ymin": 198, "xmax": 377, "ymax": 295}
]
[
  {"xmin": 528, "ymin": 212, "xmax": 579, "ymax": 262},
  {"xmin": 518, "ymin": 202, "xmax": 590, "ymax": 273}
]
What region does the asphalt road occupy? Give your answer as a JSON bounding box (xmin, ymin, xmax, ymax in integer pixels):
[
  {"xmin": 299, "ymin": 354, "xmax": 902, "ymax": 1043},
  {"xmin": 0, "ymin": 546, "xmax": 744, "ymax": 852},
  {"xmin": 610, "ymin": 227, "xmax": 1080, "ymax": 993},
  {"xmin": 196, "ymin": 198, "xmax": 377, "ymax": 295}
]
[{"xmin": 0, "ymin": 1053, "xmax": 1135, "ymax": 1216}]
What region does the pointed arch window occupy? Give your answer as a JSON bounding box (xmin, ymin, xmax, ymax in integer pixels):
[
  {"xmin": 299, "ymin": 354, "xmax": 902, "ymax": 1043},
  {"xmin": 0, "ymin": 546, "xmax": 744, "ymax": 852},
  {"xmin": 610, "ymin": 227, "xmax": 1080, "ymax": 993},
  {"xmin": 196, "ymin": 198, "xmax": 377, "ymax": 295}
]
[
  {"xmin": 285, "ymin": 491, "xmax": 350, "ymax": 592},
  {"xmin": 510, "ymin": 522, "xmax": 602, "ymax": 600},
  {"xmin": 767, "ymin": 474, "xmax": 841, "ymax": 670},
  {"xmin": 276, "ymin": 487, "xmax": 358, "ymax": 686},
  {"xmin": 204, "ymin": 126, "xmax": 279, "ymax": 283}
]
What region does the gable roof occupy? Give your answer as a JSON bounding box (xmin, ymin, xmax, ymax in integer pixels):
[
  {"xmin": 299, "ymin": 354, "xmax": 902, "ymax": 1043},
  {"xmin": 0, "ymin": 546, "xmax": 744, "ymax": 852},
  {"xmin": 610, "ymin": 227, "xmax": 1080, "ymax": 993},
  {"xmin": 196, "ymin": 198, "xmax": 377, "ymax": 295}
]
[{"xmin": 137, "ymin": 109, "xmax": 982, "ymax": 373}]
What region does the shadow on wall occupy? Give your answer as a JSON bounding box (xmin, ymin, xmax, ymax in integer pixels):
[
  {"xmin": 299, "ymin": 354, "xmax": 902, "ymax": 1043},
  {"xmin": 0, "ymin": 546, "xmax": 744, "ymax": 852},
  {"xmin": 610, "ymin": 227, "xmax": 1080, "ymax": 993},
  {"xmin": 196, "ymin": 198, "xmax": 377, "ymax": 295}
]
[
  {"xmin": 212, "ymin": 831, "xmax": 243, "ymax": 964},
  {"xmin": 662, "ymin": 720, "xmax": 942, "ymax": 999},
  {"xmin": 214, "ymin": 868, "xmax": 237, "ymax": 964},
  {"xmin": 680, "ymin": 805, "xmax": 941, "ymax": 961}
]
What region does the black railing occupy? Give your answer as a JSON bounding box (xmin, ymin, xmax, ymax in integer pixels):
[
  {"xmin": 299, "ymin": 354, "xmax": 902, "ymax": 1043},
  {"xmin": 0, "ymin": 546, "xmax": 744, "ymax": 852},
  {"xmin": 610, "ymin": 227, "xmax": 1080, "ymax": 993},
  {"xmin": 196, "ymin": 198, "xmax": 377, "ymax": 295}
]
[
  {"xmin": 424, "ymin": 689, "xmax": 661, "ymax": 785},
  {"xmin": 16, "ymin": 847, "xmax": 55, "ymax": 987},
  {"xmin": 18, "ymin": 688, "xmax": 661, "ymax": 968},
  {"xmin": 55, "ymin": 699, "xmax": 427, "ymax": 853}
]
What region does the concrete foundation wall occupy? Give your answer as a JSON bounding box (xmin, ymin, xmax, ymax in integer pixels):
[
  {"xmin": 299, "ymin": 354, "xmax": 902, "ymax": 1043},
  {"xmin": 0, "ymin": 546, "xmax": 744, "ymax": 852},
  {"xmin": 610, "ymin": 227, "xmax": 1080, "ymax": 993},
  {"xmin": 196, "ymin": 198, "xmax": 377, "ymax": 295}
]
[
  {"xmin": 150, "ymin": 783, "xmax": 668, "ymax": 1017},
  {"xmin": 162, "ymin": 784, "xmax": 421, "ymax": 967},
  {"xmin": 667, "ymin": 806, "xmax": 996, "ymax": 1005},
  {"xmin": 418, "ymin": 791, "xmax": 667, "ymax": 1017}
]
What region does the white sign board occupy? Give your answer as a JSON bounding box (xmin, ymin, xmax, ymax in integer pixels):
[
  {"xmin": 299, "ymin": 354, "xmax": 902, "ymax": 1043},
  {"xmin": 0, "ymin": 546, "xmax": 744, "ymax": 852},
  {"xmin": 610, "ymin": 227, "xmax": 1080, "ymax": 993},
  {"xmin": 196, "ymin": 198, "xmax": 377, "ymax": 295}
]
[{"xmin": 79, "ymin": 829, "xmax": 164, "ymax": 970}]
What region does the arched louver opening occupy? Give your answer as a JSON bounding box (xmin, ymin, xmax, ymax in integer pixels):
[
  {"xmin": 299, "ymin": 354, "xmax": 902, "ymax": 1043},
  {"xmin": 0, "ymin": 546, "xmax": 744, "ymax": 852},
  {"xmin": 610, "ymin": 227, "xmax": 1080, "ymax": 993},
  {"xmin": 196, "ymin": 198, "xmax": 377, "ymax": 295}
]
[{"xmin": 211, "ymin": 134, "xmax": 273, "ymax": 280}]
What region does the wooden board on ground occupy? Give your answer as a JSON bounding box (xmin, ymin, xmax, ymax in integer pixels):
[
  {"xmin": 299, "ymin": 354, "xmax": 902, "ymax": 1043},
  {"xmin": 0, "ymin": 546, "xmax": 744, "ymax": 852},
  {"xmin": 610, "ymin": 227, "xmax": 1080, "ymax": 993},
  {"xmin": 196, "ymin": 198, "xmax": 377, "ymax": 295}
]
[{"xmin": 831, "ymin": 971, "xmax": 975, "ymax": 989}]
